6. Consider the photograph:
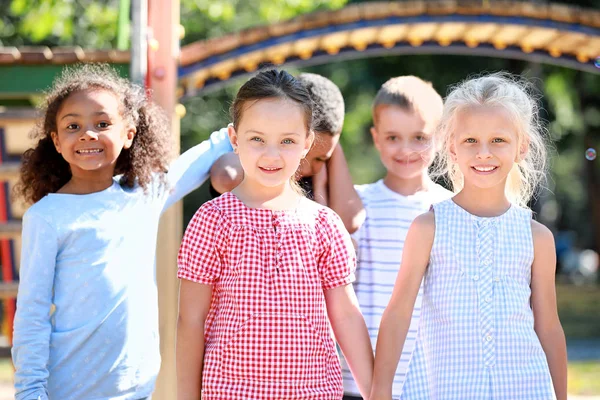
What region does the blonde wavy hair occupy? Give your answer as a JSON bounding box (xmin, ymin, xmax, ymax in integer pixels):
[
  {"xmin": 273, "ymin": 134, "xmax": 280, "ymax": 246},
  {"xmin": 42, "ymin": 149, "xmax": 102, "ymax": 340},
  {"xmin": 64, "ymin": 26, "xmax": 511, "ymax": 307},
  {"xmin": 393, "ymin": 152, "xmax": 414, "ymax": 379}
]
[{"xmin": 434, "ymin": 72, "xmax": 548, "ymax": 208}]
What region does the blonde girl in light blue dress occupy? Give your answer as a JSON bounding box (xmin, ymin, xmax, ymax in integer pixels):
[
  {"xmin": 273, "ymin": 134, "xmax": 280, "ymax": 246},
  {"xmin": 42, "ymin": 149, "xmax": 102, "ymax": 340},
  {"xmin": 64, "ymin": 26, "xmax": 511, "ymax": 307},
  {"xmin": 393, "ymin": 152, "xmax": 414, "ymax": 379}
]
[{"xmin": 371, "ymin": 73, "xmax": 567, "ymax": 400}]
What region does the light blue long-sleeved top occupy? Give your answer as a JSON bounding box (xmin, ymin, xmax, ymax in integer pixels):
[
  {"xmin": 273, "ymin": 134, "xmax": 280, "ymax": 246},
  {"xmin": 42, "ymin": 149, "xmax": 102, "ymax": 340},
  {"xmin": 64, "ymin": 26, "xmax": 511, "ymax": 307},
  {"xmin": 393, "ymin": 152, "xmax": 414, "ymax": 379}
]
[{"xmin": 12, "ymin": 128, "xmax": 232, "ymax": 400}]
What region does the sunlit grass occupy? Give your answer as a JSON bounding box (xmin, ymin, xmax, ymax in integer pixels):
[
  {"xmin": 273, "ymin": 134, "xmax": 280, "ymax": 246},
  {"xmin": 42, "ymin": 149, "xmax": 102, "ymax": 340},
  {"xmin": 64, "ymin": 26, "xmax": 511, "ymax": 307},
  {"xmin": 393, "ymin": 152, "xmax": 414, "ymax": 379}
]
[
  {"xmin": 0, "ymin": 359, "xmax": 11, "ymax": 383},
  {"xmin": 569, "ymin": 361, "xmax": 600, "ymax": 396},
  {"xmin": 557, "ymin": 283, "xmax": 600, "ymax": 339}
]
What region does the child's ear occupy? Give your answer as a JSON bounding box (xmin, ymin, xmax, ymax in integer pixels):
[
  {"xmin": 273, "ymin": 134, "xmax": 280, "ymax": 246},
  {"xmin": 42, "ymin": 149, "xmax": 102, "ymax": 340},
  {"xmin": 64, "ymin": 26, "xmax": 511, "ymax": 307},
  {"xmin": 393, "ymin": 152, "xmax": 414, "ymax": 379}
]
[
  {"xmin": 516, "ymin": 138, "xmax": 529, "ymax": 162},
  {"xmin": 51, "ymin": 132, "xmax": 61, "ymax": 153},
  {"xmin": 123, "ymin": 126, "xmax": 137, "ymax": 150},
  {"xmin": 449, "ymin": 140, "xmax": 458, "ymax": 163},
  {"xmin": 228, "ymin": 125, "xmax": 239, "ymax": 154},
  {"xmin": 370, "ymin": 127, "xmax": 380, "ymax": 151},
  {"xmin": 302, "ymin": 131, "xmax": 315, "ymax": 158}
]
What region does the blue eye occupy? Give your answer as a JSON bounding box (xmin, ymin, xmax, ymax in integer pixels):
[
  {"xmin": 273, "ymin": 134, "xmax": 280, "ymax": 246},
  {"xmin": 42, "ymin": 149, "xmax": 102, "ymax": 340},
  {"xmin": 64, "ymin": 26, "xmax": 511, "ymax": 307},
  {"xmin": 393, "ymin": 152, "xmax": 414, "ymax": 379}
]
[
  {"xmin": 250, "ymin": 137, "xmax": 263, "ymax": 143},
  {"xmin": 465, "ymin": 138, "xmax": 477, "ymax": 143},
  {"xmin": 282, "ymin": 138, "xmax": 295, "ymax": 144}
]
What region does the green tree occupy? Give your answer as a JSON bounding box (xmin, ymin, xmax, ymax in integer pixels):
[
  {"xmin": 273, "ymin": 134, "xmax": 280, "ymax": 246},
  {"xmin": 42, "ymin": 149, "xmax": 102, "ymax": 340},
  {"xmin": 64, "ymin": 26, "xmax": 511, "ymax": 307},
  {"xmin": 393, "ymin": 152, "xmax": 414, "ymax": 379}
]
[
  {"xmin": 0, "ymin": 0, "xmax": 347, "ymax": 47},
  {"xmin": 0, "ymin": 0, "xmax": 120, "ymax": 47}
]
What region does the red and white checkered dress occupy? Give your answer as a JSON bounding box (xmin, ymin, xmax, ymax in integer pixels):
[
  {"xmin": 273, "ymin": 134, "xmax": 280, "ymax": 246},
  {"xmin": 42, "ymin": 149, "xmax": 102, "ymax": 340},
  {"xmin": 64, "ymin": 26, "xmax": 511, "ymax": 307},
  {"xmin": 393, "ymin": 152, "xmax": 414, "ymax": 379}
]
[{"xmin": 178, "ymin": 192, "xmax": 356, "ymax": 400}]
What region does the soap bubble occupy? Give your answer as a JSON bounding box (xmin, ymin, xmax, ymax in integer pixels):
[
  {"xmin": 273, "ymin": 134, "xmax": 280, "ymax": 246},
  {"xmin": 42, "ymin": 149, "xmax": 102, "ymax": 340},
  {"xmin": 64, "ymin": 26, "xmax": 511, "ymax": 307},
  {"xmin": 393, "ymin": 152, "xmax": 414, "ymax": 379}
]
[{"xmin": 585, "ymin": 148, "xmax": 596, "ymax": 161}]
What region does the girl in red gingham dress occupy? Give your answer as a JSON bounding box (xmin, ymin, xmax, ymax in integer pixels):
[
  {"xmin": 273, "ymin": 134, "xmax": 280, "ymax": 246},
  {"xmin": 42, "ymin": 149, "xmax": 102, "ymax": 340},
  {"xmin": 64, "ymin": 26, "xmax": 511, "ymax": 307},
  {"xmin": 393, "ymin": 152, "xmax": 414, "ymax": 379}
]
[{"xmin": 176, "ymin": 69, "xmax": 374, "ymax": 400}]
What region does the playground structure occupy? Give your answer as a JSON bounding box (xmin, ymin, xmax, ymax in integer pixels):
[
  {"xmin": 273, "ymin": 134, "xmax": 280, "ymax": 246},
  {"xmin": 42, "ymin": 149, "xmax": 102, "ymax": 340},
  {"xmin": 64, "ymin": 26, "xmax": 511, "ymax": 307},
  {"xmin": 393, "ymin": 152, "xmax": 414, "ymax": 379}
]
[
  {"xmin": 178, "ymin": 1, "xmax": 600, "ymax": 95},
  {"xmin": 0, "ymin": 1, "xmax": 599, "ymax": 398}
]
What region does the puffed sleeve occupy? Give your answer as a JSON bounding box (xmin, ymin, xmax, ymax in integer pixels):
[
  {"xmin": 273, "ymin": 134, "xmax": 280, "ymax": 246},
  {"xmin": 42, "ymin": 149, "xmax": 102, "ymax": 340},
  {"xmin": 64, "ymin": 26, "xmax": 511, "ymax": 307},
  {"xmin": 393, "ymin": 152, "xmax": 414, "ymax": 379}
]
[
  {"xmin": 316, "ymin": 208, "xmax": 356, "ymax": 290},
  {"xmin": 177, "ymin": 202, "xmax": 225, "ymax": 284}
]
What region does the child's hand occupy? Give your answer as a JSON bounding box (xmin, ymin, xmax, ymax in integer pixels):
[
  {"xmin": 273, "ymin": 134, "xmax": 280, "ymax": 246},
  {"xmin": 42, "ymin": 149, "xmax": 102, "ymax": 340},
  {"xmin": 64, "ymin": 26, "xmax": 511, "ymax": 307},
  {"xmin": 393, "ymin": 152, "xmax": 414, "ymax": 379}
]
[{"xmin": 312, "ymin": 163, "xmax": 328, "ymax": 205}]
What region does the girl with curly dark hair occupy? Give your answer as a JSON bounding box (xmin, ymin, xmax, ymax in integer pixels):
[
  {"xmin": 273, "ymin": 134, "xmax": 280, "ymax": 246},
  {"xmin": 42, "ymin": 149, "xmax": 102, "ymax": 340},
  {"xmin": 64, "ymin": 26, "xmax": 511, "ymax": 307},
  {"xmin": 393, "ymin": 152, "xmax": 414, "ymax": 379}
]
[{"xmin": 12, "ymin": 63, "xmax": 232, "ymax": 400}]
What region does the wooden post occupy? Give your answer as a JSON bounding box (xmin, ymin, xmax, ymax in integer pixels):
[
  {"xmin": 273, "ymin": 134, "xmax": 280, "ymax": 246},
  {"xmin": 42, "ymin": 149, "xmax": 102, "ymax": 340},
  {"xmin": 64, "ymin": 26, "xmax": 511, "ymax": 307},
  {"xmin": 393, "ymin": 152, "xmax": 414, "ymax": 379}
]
[{"xmin": 147, "ymin": 0, "xmax": 180, "ymax": 398}]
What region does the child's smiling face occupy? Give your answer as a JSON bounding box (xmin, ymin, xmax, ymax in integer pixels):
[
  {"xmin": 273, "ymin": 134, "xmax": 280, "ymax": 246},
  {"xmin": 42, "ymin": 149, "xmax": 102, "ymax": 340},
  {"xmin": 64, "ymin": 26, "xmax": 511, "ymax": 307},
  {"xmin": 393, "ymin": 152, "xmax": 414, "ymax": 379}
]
[
  {"xmin": 450, "ymin": 106, "xmax": 523, "ymax": 192},
  {"xmin": 52, "ymin": 88, "xmax": 136, "ymax": 180},
  {"xmin": 371, "ymin": 105, "xmax": 437, "ymax": 182},
  {"xmin": 229, "ymin": 98, "xmax": 313, "ymax": 190}
]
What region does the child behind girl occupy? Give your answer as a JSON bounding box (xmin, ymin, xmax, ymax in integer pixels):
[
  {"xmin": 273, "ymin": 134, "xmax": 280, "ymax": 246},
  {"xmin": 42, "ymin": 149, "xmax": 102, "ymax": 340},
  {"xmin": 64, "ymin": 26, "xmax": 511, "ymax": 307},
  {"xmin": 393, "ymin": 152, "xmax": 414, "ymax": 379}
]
[
  {"xmin": 176, "ymin": 69, "xmax": 373, "ymax": 400},
  {"xmin": 341, "ymin": 76, "xmax": 452, "ymax": 400},
  {"xmin": 371, "ymin": 73, "xmax": 567, "ymax": 400},
  {"xmin": 12, "ymin": 64, "xmax": 232, "ymax": 400}
]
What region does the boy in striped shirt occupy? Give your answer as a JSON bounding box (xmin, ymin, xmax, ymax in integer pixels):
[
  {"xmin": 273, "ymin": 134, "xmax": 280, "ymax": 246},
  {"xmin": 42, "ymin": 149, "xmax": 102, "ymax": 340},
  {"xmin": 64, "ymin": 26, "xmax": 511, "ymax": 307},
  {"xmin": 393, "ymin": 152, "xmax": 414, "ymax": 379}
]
[{"xmin": 341, "ymin": 76, "xmax": 453, "ymax": 399}]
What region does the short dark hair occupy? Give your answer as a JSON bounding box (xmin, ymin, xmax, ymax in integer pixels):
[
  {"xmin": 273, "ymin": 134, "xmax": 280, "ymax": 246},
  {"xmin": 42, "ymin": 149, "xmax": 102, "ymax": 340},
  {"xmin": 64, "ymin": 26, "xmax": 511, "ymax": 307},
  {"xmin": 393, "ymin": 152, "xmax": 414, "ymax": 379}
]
[
  {"xmin": 298, "ymin": 73, "xmax": 344, "ymax": 136},
  {"xmin": 231, "ymin": 69, "xmax": 314, "ymax": 132}
]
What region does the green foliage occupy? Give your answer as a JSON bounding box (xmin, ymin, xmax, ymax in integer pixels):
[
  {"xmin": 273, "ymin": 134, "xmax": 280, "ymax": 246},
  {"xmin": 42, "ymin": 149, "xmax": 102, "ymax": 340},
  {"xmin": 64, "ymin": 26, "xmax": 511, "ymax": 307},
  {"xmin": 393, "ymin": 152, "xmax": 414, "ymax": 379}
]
[
  {"xmin": 1, "ymin": 0, "xmax": 120, "ymax": 47},
  {"xmin": 1, "ymin": 0, "xmax": 347, "ymax": 47},
  {"xmin": 180, "ymin": 0, "xmax": 346, "ymax": 44}
]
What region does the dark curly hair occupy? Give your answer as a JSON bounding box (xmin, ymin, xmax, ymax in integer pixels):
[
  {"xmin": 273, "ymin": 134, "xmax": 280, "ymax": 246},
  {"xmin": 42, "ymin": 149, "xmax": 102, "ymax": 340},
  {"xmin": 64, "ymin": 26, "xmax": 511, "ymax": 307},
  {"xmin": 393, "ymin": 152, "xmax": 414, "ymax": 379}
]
[
  {"xmin": 14, "ymin": 63, "xmax": 172, "ymax": 204},
  {"xmin": 297, "ymin": 73, "xmax": 344, "ymax": 136}
]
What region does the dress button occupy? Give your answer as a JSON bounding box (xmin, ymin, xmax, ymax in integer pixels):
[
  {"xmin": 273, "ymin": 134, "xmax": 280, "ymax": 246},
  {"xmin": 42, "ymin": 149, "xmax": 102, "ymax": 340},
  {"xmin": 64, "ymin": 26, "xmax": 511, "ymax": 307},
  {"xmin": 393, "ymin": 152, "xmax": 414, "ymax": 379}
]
[
  {"xmin": 494, "ymin": 276, "xmax": 500, "ymax": 282},
  {"xmin": 472, "ymin": 275, "xmax": 479, "ymax": 281},
  {"xmin": 485, "ymin": 335, "xmax": 493, "ymax": 342},
  {"xmin": 485, "ymin": 296, "xmax": 492, "ymax": 303}
]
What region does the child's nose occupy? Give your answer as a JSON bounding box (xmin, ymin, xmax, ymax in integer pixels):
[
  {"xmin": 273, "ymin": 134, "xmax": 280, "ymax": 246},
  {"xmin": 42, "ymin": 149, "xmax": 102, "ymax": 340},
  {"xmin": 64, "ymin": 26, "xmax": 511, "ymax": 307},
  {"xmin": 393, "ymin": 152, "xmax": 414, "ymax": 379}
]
[
  {"xmin": 80, "ymin": 129, "xmax": 99, "ymax": 140},
  {"xmin": 397, "ymin": 142, "xmax": 415, "ymax": 154},
  {"xmin": 476, "ymin": 144, "xmax": 493, "ymax": 159},
  {"xmin": 264, "ymin": 145, "xmax": 280, "ymax": 159}
]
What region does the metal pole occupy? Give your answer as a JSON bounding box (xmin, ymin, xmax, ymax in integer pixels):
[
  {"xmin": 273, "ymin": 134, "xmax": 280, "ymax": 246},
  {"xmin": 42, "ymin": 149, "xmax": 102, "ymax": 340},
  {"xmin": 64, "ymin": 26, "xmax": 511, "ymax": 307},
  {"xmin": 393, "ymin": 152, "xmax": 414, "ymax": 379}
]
[
  {"xmin": 130, "ymin": 0, "xmax": 148, "ymax": 85},
  {"xmin": 117, "ymin": 0, "xmax": 131, "ymax": 50}
]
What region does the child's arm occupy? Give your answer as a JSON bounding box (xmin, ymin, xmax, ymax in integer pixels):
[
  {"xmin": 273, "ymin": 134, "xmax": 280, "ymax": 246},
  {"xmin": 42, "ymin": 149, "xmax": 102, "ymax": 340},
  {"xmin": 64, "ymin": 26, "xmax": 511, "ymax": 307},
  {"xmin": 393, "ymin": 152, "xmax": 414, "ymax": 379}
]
[
  {"xmin": 176, "ymin": 280, "xmax": 213, "ymax": 400},
  {"xmin": 176, "ymin": 203, "xmax": 224, "ymax": 399},
  {"xmin": 325, "ymin": 283, "xmax": 373, "ymax": 398},
  {"xmin": 311, "ymin": 164, "xmax": 329, "ymax": 206},
  {"xmin": 317, "ymin": 208, "xmax": 370, "ymax": 395},
  {"xmin": 12, "ymin": 212, "xmax": 57, "ymax": 400},
  {"xmin": 530, "ymin": 220, "xmax": 567, "ymax": 400},
  {"xmin": 326, "ymin": 143, "xmax": 365, "ymax": 234},
  {"xmin": 162, "ymin": 128, "xmax": 233, "ymax": 211},
  {"xmin": 370, "ymin": 212, "xmax": 434, "ymax": 400}
]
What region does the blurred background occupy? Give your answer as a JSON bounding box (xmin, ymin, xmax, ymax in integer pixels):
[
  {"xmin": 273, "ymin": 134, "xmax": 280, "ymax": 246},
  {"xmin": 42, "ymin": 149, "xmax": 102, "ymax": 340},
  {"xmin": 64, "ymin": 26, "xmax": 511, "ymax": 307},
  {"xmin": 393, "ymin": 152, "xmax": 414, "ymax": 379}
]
[{"xmin": 1, "ymin": 0, "xmax": 599, "ymax": 398}]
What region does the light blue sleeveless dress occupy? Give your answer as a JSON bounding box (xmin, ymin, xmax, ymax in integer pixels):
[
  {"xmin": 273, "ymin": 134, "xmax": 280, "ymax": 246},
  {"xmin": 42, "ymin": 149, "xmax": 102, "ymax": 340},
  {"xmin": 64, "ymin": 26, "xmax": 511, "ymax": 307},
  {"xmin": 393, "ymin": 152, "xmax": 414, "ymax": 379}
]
[{"xmin": 400, "ymin": 199, "xmax": 555, "ymax": 399}]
